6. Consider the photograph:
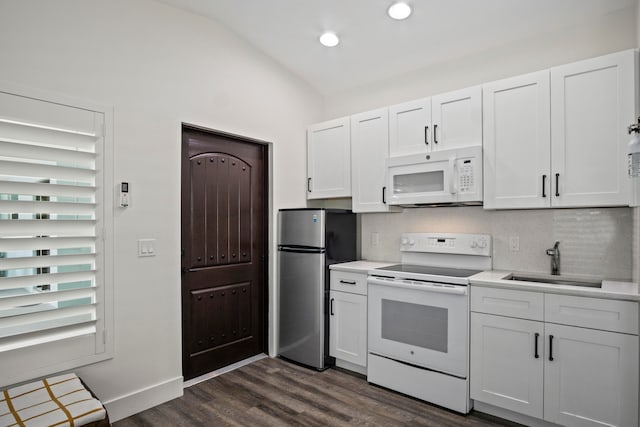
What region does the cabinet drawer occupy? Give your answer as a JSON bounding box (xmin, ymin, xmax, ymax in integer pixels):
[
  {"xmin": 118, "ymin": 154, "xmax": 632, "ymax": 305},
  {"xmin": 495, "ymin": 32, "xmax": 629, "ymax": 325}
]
[
  {"xmin": 471, "ymin": 287, "xmax": 543, "ymax": 321},
  {"xmin": 545, "ymin": 294, "xmax": 639, "ymax": 335},
  {"xmin": 330, "ymin": 271, "xmax": 367, "ymax": 295}
]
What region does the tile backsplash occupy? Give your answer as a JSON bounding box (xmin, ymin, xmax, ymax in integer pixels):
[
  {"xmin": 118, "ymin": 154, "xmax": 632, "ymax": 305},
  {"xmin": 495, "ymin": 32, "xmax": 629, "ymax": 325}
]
[{"xmin": 361, "ymin": 206, "xmax": 632, "ymax": 280}]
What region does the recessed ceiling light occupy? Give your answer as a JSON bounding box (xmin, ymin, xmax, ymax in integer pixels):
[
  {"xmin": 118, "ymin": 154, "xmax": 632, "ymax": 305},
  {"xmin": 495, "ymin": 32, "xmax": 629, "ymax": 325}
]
[
  {"xmin": 319, "ymin": 32, "xmax": 340, "ymax": 47},
  {"xmin": 388, "ymin": 2, "xmax": 412, "ymax": 20}
]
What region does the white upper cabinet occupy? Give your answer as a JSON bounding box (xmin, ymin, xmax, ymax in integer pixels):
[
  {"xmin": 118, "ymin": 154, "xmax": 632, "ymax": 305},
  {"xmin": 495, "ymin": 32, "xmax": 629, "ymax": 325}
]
[
  {"xmin": 389, "ymin": 86, "xmax": 482, "ymax": 157},
  {"xmin": 351, "ymin": 108, "xmax": 396, "ymax": 213},
  {"xmin": 484, "ymin": 49, "xmax": 638, "ymax": 209},
  {"xmin": 307, "ymin": 117, "xmax": 351, "ymax": 199},
  {"xmin": 389, "ymin": 98, "xmax": 432, "ymax": 156},
  {"xmin": 483, "ymin": 71, "xmax": 551, "ymax": 209},
  {"xmin": 550, "ymin": 50, "xmax": 637, "ymax": 207},
  {"xmin": 431, "ymin": 86, "xmax": 483, "ymax": 151}
]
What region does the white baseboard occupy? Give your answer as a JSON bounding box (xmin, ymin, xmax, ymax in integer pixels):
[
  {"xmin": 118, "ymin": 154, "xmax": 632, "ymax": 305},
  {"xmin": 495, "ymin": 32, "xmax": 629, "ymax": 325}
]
[{"xmin": 102, "ymin": 376, "xmax": 184, "ymax": 422}]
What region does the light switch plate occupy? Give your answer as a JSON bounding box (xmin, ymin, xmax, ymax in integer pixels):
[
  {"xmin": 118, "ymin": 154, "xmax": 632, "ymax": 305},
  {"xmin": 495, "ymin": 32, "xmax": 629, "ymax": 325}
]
[
  {"xmin": 138, "ymin": 239, "xmax": 156, "ymax": 257},
  {"xmin": 508, "ymin": 236, "xmax": 520, "ymax": 252}
]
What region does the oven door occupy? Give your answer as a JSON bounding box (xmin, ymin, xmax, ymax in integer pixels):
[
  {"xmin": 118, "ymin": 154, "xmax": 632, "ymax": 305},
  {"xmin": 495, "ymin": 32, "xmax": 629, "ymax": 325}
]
[{"xmin": 367, "ymin": 276, "xmax": 469, "ymax": 378}]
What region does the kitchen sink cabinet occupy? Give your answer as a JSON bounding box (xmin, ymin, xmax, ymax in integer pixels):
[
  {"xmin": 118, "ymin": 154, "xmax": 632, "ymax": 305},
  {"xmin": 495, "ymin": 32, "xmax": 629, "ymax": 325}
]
[
  {"xmin": 329, "ymin": 270, "xmax": 368, "ymax": 371},
  {"xmin": 484, "ymin": 49, "xmax": 637, "ymax": 209},
  {"xmin": 470, "ymin": 287, "xmax": 639, "ymax": 427},
  {"xmin": 543, "ymin": 323, "xmax": 639, "ymax": 427},
  {"xmin": 388, "ymin": 86, "xmax": 482, "ymax": 157},
  {"xmin": 351, "ymin": 108, "xmax": 398, "ymax": 213},
  {"xmin": 307, "ymin": 117, "xmax": 351, "ymax": 199},
  {"xmin": 470, "ymin": 312, "xmax": 544, "ymax": 418}
]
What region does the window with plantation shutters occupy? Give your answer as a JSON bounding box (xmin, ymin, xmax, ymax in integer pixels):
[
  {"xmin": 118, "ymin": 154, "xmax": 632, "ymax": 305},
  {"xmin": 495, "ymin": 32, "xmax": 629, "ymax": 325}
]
[{"xmin": 0, "ymin": 87, "xmax": 113, "ymax": 387}]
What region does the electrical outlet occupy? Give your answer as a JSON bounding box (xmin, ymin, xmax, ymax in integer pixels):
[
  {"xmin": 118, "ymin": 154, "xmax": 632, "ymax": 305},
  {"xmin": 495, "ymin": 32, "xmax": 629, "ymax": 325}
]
[
  {"xmin": 371, "ymin": 232, "xmax": 380, "ymax": 246},
  {"xmin": 509, "ymin": 236, "xmax": 520, "ymax": 252}
]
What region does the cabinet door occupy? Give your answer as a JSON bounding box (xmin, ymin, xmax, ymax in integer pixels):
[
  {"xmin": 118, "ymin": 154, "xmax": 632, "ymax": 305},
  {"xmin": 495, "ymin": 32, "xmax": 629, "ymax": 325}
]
[
  {"xmin": 351, "ymin": 108, "xmax": 392, "ymax": 212},
  {"xmin": 483, "ymin": 71, "xmax": 551, "ymax": 209},
  {"xmin": 431, "ymin": 86, "xmax": 482, "ymax": 151},
  {"xmin": 389, "ymin": 98, "xmax": 431, "ymax": 157},
  {"xmin": 544, "ymin": 323, "xmax": 639, "ymax": 427},
  {"xmin": 307, "ymin": 117, "xmax": 351, "ymax": 199},
  {"xmin": 470, "ymin": 313, "xmax": 544, "ymax": 418},
  {"xmin": 550, "ymin": 49, "xmax": 637, "ymax": 207},
  {"xmin": 329, "ymin": 290, "xmax": 367, "ymax": 367}
]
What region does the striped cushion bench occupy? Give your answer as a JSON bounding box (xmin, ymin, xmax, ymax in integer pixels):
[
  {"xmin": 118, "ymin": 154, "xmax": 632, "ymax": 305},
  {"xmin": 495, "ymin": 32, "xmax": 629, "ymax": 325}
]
[{"xmin": 0, "ymin": 373, "xmax": 109, "ymax": 427}]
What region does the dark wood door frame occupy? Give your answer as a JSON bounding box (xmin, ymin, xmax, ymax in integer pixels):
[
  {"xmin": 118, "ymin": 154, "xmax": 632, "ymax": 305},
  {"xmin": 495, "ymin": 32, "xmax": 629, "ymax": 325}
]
[{"xmin": 181, "ymin": 123, "xmax": 270, "ymax": 379}]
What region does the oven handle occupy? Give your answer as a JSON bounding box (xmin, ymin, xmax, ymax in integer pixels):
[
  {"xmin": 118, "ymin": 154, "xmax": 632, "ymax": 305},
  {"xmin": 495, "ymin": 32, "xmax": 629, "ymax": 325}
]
[{"xmin": 367, "ymin": 276, "xmax": 467, "ymax": 295}]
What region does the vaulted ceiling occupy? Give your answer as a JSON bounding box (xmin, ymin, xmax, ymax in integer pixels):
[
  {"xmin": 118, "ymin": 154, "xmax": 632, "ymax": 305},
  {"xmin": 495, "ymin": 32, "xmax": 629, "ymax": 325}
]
[{"xmin": 157, "ymin": 0, "xmax": 635, "ymax": 94}]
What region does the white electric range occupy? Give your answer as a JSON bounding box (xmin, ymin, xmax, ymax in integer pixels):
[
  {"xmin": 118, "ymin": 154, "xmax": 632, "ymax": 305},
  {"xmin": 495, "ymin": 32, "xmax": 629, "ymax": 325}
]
[{"xmin": 367, "ymin": 232, "xmax": 492, "ymax": 414}]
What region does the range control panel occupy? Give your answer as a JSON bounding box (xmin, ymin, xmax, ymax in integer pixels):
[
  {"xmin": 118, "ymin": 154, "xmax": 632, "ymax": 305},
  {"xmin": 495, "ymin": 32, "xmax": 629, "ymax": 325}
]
[{"xmin": 400, "ymin": 232, "xmax": 491, "ymax": 256}]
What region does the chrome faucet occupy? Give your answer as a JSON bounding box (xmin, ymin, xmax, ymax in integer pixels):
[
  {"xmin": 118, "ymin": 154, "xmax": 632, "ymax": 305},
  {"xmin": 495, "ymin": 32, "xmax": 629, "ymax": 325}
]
[{"xmin": 546, "ymin": 241, "xmax": 560, "ymax": 275}]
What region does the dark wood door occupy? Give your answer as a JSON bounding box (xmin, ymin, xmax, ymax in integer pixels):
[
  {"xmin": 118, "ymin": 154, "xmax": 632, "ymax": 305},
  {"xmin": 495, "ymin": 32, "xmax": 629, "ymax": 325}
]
[{"xmin": 181, "ymin": 124, "xmax": 267, "ymax": 380}]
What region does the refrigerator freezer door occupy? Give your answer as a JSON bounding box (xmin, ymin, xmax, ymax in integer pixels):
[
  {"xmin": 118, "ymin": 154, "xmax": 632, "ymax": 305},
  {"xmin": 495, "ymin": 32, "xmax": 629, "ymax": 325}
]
[
  {"xmin": 278, "ymin": 249, "xmax": 325, "ymax": 369},
  {"xmin": 278, "ymin": 210, "xmax": 325, "ymax": 248}
]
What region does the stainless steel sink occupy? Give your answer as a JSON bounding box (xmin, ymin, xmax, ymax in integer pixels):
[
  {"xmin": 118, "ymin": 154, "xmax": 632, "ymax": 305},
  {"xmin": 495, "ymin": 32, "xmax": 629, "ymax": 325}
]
[{"xmin": 508, "ymin": 275, "xmax": 602, "ymax": 288}]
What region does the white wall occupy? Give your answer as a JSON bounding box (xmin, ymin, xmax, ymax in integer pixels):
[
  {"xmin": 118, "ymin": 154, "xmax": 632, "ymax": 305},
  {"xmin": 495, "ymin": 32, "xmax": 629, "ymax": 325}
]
[
  {"xmin": 324, "ymin": 6, "xmax": 637, "ymax": 117},
  {"xmin": 321, "ymin": 4, "xmax": 638, "ymax": 279},
  {"xmin": 0, "ymin": 0, "xmax": 322, "ymax": 421}
]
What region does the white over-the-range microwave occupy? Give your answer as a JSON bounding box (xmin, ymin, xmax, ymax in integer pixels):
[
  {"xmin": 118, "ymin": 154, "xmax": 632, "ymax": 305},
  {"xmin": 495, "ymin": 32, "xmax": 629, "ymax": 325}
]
[{"xmin": 386, "ymin": 145, "xmax": 482, "ymax": 206}]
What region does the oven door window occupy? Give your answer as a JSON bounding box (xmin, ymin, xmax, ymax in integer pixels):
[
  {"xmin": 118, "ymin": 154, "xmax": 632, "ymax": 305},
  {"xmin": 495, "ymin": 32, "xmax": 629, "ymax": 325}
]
[{"xmin": 381, "ymin": 299, "xmax": 448, "ymax": 353}]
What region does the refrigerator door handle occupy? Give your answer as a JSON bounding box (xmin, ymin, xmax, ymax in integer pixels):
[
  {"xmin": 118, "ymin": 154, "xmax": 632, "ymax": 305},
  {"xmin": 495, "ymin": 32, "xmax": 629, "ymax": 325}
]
[{"xmin": 278, "ymin": 245, "xmax": 325, "ymax": 253}]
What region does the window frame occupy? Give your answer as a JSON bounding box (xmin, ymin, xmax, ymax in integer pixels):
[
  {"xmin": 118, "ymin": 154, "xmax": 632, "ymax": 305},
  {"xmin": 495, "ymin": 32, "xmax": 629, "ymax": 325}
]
[{"xmin": 0, "ymin": 82, "xmax": 114, "ymax": 388}]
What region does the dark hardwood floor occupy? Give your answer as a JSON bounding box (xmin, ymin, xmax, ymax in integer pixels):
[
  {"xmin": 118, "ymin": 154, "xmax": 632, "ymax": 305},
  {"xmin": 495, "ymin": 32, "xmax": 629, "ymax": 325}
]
[{"xmin": 114, "ymin": 357, "xmax": 520, "ymax": 426}]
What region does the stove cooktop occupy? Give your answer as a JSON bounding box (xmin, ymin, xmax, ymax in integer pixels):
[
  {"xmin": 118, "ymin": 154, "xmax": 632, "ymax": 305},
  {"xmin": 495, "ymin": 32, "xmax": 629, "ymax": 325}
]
[{"xmin": 374, "ymin": 264, "xmax": 483, "ymax": 278}]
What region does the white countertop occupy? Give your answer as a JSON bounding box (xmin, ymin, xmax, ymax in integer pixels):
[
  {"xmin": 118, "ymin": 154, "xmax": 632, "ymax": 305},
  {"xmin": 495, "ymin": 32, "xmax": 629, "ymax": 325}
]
[
  {"xmin": 330, "ymin": 260, "xmax": 395, "ymax": 273},
  {"xmin": 471, "ymin": 270, "xmax": 640, "ymax": 302}
]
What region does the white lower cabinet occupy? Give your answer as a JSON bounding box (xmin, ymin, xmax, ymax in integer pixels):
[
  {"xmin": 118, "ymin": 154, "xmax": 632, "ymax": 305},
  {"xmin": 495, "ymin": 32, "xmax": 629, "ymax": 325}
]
[
  {"xmin": 329, "ymin": 290, "xmax": 367, "ymax": 367},
  {"xmin": 329, "ymin": 270, "xmax": 368, "ymax": 371},
  {"xmin": 543, "ymin": 323, "xmax": 639, "ymax": 427},
  {"xmin": 470, "ymin": 313, "xmax": 544, "ymax": 418},
  {"xmin": 470, "ymin": 287, "xmax": 639, "ymax": 427}
]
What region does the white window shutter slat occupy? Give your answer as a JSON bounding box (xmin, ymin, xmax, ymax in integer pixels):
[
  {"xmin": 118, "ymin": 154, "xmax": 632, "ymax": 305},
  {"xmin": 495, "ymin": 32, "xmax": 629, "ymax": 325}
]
[{"xmin": 0, "ymin": 87, "xmax": 109, "ymax": 369}]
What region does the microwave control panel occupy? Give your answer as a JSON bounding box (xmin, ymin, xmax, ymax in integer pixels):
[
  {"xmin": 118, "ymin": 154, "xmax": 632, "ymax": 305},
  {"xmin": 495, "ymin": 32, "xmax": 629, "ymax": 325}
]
[{"xmin": 457, "ymin": 158, "xmax": 476, "ymax": 193}]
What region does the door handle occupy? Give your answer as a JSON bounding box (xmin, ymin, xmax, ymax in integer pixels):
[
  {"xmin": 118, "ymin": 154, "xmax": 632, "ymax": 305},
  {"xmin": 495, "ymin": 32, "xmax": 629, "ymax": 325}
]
[
  {"xmin": 339, "ymin": 280, "xmax": 357, "ymax": 285},
  {"xmin": 307, "ymin": 177, "xmax": 312, "ymax": 193},
  {"xmin": 382, "ymin": 186, "xmax": 387, "ymax": 204},
  {"xmin": 433, "ymin": 124, "xmax": 438, "ymax": 144},
  {"xmin": 555, "ymin": 173, "xmax": 560, "ymax": 197},
  {"xmin": 330, "ymin": 298, "xmax": 335, "ymax": 316},
  {"xmin": 424, "ymin": 126, "xmax": 429, "ymax": 145},
  {"xmin": 448, "ymin": 157, "xmax": 457, "ymax": 195},
  {"xmin": 534, "ymin": 332, "xmax": 540, "ymax": 359},
  {"xmin": 542, "ymin": 175, "xmax": 547, "ymax": 198},
  {"xmin": 549, "ymin": 334, "xmax": 554, "ymax": 361}
]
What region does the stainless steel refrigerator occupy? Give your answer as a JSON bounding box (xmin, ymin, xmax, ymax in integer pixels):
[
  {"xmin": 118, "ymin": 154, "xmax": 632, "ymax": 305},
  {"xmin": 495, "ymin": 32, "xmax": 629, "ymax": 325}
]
[{"xmin": 277, "ymin": 209, "xmax": 357, "ymax": 370}]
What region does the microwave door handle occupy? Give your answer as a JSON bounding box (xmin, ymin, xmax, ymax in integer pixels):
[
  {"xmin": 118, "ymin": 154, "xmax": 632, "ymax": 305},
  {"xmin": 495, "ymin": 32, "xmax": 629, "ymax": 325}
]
[{"xmin": 449, "ymin": 157, "xmax": 457, "ymax": 194}]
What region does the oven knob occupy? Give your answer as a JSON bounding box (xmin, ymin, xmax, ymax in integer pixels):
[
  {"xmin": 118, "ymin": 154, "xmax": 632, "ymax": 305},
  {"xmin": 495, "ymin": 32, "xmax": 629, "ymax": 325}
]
[
  {"xmin": 408, "ymin": 239, "xmax": 415, "ymax": 246},
  {"xmin": 470, "ymin": 240, "xmax": 478, "ymax": 248},
  {"xmin": 401, "ymin": 237, "xmax": 409, "ymax": 245}
]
